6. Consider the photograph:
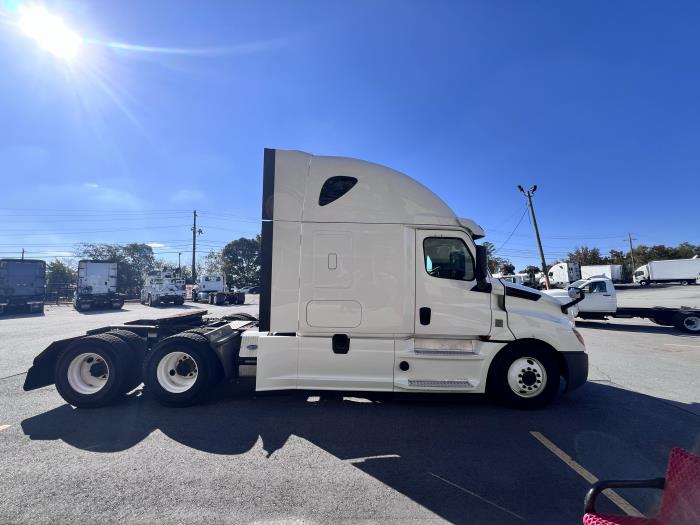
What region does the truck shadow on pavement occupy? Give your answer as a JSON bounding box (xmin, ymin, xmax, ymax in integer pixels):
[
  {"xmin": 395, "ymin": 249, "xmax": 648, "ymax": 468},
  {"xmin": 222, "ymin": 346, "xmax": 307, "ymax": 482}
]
[{"xmin": 20, "ymin": 382, "xmax": 700, "ymax": 524}]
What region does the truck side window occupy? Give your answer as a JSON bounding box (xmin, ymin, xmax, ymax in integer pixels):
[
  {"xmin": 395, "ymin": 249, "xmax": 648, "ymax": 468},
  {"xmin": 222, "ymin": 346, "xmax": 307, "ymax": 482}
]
[
  {"xmin": 318, "ymin": 176, "xmax": 358, "ymax": 206},
  {"xmin": 423, "ymin": 237, "xmax": 474, "ymax": 281},
  {"xmin": 587, "ymin": 281, "xmax": 607, "ymax": 293}
]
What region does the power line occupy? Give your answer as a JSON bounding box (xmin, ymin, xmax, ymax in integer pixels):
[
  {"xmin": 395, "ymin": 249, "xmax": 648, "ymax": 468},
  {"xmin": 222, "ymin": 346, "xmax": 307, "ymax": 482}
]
[{"xmin": 494, "ymin": 207, "xmax": 528, "ymax": 253}]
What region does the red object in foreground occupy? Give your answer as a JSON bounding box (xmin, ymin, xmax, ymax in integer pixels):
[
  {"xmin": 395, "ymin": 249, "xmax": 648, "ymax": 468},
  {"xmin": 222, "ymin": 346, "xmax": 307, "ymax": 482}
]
[{"xmin": 582, "ymin": 448, "xmax": 700, "ymax": 525}]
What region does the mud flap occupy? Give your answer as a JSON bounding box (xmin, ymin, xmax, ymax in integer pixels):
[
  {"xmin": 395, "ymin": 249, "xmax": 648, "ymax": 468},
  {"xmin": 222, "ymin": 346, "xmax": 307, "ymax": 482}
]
[{"xmin": 23, "ymin": 336, "xmax": 82, "ymax": 391}]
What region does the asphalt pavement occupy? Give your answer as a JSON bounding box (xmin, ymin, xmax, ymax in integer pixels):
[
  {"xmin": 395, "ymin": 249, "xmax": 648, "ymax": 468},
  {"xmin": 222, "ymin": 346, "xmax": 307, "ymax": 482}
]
[{"xmin": 0, "ymin": 287, "xmax": 698, "ymax": 524}]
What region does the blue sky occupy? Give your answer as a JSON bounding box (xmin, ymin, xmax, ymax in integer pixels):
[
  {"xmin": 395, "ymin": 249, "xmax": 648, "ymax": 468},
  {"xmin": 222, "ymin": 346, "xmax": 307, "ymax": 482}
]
[{"xmin": 0, "ymin": 0, "xmax": 698, "ymax": 269}]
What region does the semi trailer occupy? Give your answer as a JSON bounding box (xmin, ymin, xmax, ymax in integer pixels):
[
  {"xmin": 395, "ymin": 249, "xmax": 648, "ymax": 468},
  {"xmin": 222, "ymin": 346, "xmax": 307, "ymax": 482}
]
[
  {"xmin": 140, "ymin": 270, "xmax": 186, "ymax": 307},
  {"xmin": 544, "ymin": 277, "xmax": 700, "ymax": 333},
  {"xmin": 191, "ymin": 274, "xmax": 245, "ymax": 305},
  {"xmin": 73, "ymin": 260, "xmax": 124, "ymax": 311},
  {"xmin": 581, "ymin": 264, "xmax": 623, "ymax": 283},
  {"xmin": 0, "ymin": 258, "xmax": 45, "ymax": 315},
  {"xmin": 24, "ymin": 149, "xmax": 588, "ymax": 410},
  {"xmin": 634, "ymin": 257, "xmax": 700, "ymax": 286}
]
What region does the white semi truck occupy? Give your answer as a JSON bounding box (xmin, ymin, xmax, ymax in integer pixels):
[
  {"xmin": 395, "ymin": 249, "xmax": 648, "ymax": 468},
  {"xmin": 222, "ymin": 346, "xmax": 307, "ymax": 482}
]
[
  {"xmin": 581, "ymin": 264, "xmax": 623, "ymax": 283},
  {"xmin": 191, "ymin": 274, "xmax": 245, "ymax": 305},
  {"xmin": 634, "ymin": 257, "xmax": 700, "ymax": 286},
  {"xmin": 73, "ymin": 260, "xmax": 124, "ymax": 311},
  {"xmin": 544, "ymin": 277, "xmax": 700, "ymax": 333},
  {"xmin": 24, "ymin": 149, "xmax": 588, "ymax": 410},
  {"xmin": 140, "ymin": 270, "xmax": 186, "ymax": 307},
  {"xmin": 542, "ymin": 262, "xmax": 581, "ymax": 288}
]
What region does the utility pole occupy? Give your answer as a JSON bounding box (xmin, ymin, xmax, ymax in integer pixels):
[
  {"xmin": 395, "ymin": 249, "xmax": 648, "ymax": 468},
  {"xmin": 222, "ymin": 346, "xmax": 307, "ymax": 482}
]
[
  {"xmin": 178, "ymin": 252, "xmax": 182, "ymax": 274},
  {"xmin": 628, "ymin": 233, "xmax": 637, "ymax": 274},
  {"xmin": 21, "ymin": 248, "xmax": 25, "ymax": 260},
  {"xmin": 518, "ymin": 185, "xmax": 550, "ymax": 290},
  {"xmin": 191, "ymin": 210, "xmax": 202, "ymax": 283}
]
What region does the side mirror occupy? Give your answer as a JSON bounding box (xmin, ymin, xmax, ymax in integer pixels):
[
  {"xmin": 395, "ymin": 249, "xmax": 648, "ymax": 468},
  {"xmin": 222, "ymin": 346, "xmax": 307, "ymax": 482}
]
[
  {"xmin": 568, "ymin": 287, "xmax": 583, "ymax": 300},
  {"xmin": 475, "ymin": 245, "xmax": 488, "ymax": 281},
  {"xmin": 561, "ymin": 287, "xmax": 585, "ymax": 314},
  {"xmin": 472, "ymin": 245, "xmax": 491, "ymax": 293}
]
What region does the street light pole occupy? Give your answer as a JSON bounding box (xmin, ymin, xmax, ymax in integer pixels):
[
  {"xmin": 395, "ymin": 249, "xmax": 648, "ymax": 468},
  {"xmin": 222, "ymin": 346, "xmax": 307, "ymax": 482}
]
[
  {"xmin": 628, "ymin": 233, "xmax": 637, "ymax": 275},
  {"xmin": 518, "ymin": 185, "xmax": 550, "ymax": 290}
]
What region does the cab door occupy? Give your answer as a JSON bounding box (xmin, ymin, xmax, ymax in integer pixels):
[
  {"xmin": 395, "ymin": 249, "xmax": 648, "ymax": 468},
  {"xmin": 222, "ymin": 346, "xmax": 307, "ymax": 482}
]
[
  {"xmin": 581, "ymin": 280, "xmax": 616, "ymax": 312},
  {"xmin": 415, "ymin": 230, "xmax": 492, "ymax": 336}
]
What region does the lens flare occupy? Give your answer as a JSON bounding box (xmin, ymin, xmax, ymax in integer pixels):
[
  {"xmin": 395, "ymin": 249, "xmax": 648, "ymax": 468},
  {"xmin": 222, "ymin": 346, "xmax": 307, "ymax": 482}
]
[{"xmin": 18, "ymin": 5, "xmax": 82, "ymax": 60}]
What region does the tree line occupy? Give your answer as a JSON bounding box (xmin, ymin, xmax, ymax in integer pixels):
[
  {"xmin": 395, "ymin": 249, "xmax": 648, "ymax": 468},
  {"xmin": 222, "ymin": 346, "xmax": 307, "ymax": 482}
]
[{"xmin": 45, "ymin": 236, "xmax": 262, "ymax": 296}]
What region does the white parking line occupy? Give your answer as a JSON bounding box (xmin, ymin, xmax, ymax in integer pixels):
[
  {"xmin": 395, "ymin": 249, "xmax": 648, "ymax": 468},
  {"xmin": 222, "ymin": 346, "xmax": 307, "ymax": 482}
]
[
  {"xmin": 530, "ymin": 431, "xmax": 643, "ymax": 517},
  {"xmin": 0, "ymin": 424, "xmax": 10, "ymax": 431},
  {"xmin": 427, "ymin": 472, "xmax": 525, "ymax": 520},
  {"xmin": 663, "ymin": 343, "xmax": 700, "ymax": 348}
]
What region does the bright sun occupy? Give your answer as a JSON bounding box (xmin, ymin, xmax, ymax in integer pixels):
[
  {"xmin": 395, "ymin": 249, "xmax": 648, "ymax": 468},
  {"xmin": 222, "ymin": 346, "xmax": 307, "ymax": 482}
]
[{"xmin": 18, "ymin": 5, "xmax": 82, "ymax": 60}]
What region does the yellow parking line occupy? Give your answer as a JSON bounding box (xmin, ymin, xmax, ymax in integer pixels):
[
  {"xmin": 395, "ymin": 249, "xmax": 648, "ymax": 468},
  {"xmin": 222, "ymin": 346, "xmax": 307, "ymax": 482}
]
[
  {"xmin": 530, "ymin": 431, "xmax": 643, "ymax": 517},
  {"xmin": 0, "ymin": 424, "xmax": 10, "ymax": 431}
]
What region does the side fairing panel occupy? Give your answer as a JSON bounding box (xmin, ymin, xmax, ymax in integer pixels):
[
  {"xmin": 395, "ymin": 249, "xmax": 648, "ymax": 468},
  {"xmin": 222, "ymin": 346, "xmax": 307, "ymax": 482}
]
[
  {"xmin": 298, "ymin": 223, "xmax": 414, "ymax": 335},
  {"xmin": 269, "ymin": 220, "xmax": 302, "ymax": 333}
]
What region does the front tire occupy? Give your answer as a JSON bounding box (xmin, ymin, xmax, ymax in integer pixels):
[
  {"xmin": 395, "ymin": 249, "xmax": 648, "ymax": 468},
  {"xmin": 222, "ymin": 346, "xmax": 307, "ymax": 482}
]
[
  {"xmin": 639, "ymin": 280, "xmax": 650, "ymax": 287},
  {"xmin": 487, "ymin": 344, "xmax": 560, "ymax": 409},
  {"xmin": 55, "ymin": 334, "xmax": 131, "ymax": 408},
  {"xmin": 142, "ymin": 333, "xmax": 218, "ymax": 407}
]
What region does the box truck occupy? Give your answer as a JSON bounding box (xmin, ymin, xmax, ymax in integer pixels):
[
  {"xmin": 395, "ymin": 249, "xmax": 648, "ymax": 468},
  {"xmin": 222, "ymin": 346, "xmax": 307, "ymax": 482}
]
[
  {"xmin": 544, "ymin": 277, "xmax": 700, "ymax": 333},
  {"xmin": 73, "ymin": 260, "xmax": 124, "ymax": 311},
  {"xmin": 0, "ymin": 258, "xmax": 45, "ymax": 314},
  {"xmin": 634, "ymin": 257, "xmax": 700, "ymax": 286},
  {"xmin": 191, "ymin": 274, "xmax": 245, "ymax": 305},
  {"xmin": 24, "ymin": 149, "xmax": 588, "ymax": 410},
  {"xmin": 581, "ymin": 264, "xmax": 623, "ymax": 283}
]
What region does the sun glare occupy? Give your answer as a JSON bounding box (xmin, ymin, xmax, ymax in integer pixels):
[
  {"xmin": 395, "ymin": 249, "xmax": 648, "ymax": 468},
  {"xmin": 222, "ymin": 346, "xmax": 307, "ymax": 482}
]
[{"xmin": 18, "ymin": 5, "xmax": 82, "ymax": 60}]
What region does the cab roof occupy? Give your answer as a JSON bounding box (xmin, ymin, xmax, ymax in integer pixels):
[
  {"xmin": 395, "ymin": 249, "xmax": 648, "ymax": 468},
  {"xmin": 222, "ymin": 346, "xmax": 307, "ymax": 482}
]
[{"xmin": 264, "ymin": 149, "xmax": 484, "ymax": 237}]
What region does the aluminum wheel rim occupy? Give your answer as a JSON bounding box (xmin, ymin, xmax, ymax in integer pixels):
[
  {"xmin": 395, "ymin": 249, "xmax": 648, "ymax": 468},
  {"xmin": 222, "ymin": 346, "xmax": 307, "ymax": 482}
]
[
  {"xmin": 507, "ymin": 357, "xmax": 547, "ymax": 398},
  {"xmin": 684, "ymin": 316, "xmax": 700, "ymax": 332},
  {"xmin": 156, "ymin": 351, "xmax": 199, "ymax": 393},
  {"xmin": 67, "ymin": 353, "xmax": 109, "ymax": 395}
]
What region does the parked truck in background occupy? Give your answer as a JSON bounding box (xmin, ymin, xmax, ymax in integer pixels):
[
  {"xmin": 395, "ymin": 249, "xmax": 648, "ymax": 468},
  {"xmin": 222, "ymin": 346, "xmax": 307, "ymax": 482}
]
[
  {"xmin": 542, "ymin": 262, "xmax": 582, "ymax": 288},
  {"xmin": 73, "ymin": 260, "xmax": 124, "ymax": 312},
  {"xmin": 544, "ymin": 277, "xmax": 700, "ymax": 333},
  {"xmin": 191, "ymin": 274, "xmax": 245, "ymax": 305},
  {"xmin": 634, "ymin": 257, "xmax": 700, "ymax": 286},
  {"xmin": 581, "ymin": 264, "xmax": 623, "ymax": 283},
  {"xmin": 140, "ymin": 270, "xmax": 186, "ymax": 307},
  {"xmin": 0, "ymin": 258, "xmax": 45, "ymax": 315},
  {"xmin": 24, "ymin": 148, "xmax": 588, "ymax": 411}
]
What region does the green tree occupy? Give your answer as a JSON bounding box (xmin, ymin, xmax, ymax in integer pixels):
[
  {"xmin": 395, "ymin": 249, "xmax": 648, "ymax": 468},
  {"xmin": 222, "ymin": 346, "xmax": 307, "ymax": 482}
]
[
  {"xmin": 201, "ymin": 250, "xmax": 224, "ymax": 276},
  {"xmin": 500, "ymin": 262, "xmax": 516, "ymax": 275},
  {"xmin": 221, "ymin": 235, "xmax": 261, "ymax": 287},
  {"xmin": 481, "ymin": 241, "xmax": 514, "ymax": 275},
  {"xmin": 75, "ymin": 243, "xmax": 156, "ymax": 295},
  {"xmin": 521, "ymin": 264, "xmax": 541, "ymax": 276},
  {"xmin": 567, "ymin": 246, "xmax": 605, "ymax": 265},
  {"xmin": 46, "ymin": 259, "xmax": 76, "ymax": 286}
]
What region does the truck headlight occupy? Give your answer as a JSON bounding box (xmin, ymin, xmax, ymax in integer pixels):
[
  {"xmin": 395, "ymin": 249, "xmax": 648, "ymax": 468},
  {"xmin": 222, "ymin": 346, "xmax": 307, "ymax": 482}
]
[{"xmin": 572, "ymin": 328, "xmax": 585, "ymax": 346}]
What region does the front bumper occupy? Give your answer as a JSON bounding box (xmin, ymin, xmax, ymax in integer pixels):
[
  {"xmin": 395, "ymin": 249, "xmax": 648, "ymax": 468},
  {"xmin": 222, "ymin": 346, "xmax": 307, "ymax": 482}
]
[{"xmin": 561, "ymin": 351, "xmax": 588, "ymax": 391}]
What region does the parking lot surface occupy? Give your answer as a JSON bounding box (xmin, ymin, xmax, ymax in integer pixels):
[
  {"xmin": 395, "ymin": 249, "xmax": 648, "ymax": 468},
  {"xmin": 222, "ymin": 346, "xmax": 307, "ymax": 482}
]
[{"xmin": 1, "ymin": 287, "xmax": 699, "ymax": 524}]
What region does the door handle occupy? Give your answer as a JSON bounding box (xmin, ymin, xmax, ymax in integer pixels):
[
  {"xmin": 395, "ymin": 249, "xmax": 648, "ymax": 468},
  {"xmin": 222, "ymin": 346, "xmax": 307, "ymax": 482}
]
[
  {"xmin": 603, "ymin": 294, "xmax": 611, "ymax": 296},
  {"xmin": 419, "ymin": 307, "xmax": 431, "ymax": 325}
]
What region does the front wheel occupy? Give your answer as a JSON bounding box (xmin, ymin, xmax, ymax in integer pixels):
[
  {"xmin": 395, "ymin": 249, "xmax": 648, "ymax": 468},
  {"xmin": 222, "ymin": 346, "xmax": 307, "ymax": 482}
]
[
  {"xmin": 639, "ymin": 280, "xmax": 650, "ymax": 287},
  {"xmin": 487, "ymin": 345, "xmax": 560, "ymax": 409}
]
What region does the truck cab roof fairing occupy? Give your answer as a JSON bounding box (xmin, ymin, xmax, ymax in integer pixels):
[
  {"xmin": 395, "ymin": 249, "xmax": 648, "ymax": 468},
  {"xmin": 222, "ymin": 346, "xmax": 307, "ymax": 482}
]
[{"xmin": 266, "ymin": 149, "xmax": 471, "ymax": 227}]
